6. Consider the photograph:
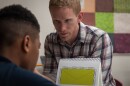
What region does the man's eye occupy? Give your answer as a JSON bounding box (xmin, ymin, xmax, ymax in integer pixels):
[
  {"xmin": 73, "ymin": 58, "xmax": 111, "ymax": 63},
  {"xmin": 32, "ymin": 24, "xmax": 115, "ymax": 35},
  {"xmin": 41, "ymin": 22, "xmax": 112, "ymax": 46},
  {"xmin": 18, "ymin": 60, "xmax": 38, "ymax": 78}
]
[
  {"xmin": 53, "ymin": 20, "xmax": 59, "ymax": 23},
  {"xmin": 65, "ymin": 19, "xmax": 72, "ymax": 23}
]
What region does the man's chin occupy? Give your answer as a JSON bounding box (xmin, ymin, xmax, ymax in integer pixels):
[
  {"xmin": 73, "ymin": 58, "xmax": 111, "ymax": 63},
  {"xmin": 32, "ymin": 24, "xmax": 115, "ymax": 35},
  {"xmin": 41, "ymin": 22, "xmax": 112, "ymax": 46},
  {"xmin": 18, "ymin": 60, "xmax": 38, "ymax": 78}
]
[
  {"xmin": 60, "ymin": 36, "xmax": 70, "ymax": 42},
  {"xmin": 61, "ymin": 38, "xmax": 67, "ymax": 42}
]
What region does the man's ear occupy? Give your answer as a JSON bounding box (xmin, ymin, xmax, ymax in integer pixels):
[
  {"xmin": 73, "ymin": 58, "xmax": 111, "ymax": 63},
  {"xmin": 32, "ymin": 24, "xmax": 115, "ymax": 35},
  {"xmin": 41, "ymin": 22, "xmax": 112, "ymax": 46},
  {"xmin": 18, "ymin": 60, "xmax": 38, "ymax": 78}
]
[
  {"xmin": 77, "ymin": 12, "xmax": 83, "ymax": 22},
  {"xmin": 22, "ymin": 35, "xmax": 31, "ymax": 53}
]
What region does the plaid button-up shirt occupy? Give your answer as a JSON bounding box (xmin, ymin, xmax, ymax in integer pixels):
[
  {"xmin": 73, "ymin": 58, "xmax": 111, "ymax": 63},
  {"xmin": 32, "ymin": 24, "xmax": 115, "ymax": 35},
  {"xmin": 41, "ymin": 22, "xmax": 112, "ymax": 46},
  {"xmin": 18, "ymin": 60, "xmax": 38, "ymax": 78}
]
[{"xmin": 43, "ymin": 22, "xmax": 116, "ymax": 86}]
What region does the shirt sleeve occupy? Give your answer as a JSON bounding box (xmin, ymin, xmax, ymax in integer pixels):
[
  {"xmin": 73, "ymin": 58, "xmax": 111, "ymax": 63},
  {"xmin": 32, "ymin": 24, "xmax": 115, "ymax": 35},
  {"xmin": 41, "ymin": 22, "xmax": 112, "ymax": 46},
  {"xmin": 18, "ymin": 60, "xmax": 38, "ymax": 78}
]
[
  {"xmin": 43, "ymin": 35, "xmax": 57, "ymax": 82},
  {"xmin": 91, "ymin": 33, "xmax": 115, "ymax": 85}
]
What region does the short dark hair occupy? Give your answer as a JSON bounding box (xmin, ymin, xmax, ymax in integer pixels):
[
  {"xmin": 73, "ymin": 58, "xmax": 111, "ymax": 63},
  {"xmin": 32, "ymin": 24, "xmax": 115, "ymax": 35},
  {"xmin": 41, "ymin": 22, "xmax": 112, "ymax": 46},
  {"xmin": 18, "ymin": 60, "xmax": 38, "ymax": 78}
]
[
  {"xmin": 0, "ymin": 4, "xmax": 40, "ymax": 50},
  {"xmin": 0, "ymin": 4, "xmax": 40, "ymax": 29}
]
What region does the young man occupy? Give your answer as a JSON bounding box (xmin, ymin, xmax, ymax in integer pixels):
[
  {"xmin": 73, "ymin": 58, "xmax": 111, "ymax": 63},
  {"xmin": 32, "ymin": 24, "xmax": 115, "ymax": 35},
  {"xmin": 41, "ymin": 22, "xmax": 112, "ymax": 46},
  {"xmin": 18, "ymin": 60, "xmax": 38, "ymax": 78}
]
[
  {"xmin": 43, "ymin": 0, "xmax": 116, "ymax": 86},
  {"xmin": 0, "ymin": 4, "xmax": 56, "ymax": 86}
]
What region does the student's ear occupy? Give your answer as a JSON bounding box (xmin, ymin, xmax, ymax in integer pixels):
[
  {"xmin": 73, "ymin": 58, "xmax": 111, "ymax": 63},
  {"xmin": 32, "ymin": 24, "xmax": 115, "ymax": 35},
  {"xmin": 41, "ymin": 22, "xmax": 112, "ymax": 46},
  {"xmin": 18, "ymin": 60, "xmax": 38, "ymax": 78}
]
[
  {"xmin": 22, "ymin": 35, "xmax": 31, "ymax": 53},
  {"xmin": 77, "ymin": 12, "xmax": 83, "ymax": 22}
]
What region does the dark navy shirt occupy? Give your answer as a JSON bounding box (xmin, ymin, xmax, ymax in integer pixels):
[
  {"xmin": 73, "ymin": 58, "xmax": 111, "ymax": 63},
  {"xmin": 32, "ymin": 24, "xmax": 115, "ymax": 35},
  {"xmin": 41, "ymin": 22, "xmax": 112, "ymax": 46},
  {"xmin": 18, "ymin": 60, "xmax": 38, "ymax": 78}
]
[{"xmin": 0, "ymin": 56, "xmax": 57, "ymax": 86}]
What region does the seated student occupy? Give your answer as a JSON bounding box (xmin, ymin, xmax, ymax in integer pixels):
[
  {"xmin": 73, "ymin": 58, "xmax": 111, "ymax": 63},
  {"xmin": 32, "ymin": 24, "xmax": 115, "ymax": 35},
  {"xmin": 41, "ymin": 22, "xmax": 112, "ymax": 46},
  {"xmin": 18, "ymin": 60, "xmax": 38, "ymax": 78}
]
[{"xmin": 0, "ymin": 4, "xmax": 56, "ymax": 86}]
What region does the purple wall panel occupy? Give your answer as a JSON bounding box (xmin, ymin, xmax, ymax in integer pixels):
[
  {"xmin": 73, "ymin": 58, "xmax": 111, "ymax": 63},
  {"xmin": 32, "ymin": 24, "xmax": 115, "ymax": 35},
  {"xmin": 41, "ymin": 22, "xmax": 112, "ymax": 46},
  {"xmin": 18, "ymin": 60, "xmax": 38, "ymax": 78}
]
[{"xmin": 114, "ymin": 34, "xmax": 130, "ymax": 53}]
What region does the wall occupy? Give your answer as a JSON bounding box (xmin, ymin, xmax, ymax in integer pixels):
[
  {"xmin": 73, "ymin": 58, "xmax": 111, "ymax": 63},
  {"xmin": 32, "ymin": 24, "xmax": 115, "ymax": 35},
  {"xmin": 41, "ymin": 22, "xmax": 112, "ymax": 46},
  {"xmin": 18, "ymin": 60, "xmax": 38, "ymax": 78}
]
[
  {"xmin": 112, "ymin": 54, "xmax": 130, "ymax": 86},
  {"xmin": 0, "ymin": 0, "xmax": 130, "ymax": 86}
]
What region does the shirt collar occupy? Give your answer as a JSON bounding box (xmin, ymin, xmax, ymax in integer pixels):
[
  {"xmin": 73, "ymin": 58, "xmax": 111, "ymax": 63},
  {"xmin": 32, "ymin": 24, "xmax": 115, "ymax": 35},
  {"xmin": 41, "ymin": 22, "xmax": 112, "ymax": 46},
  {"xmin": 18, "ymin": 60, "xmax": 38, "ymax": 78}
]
[
  {"xmin": 79, "ymin": 22, "xmax": 87, "ymax": 43},
  {"xmin": 55, "ymin": 22, "xmax": 87, "ymax": 44},
  {"xmin": 0, "ymin": 56, "xmax": 11, "ymax": 63}
]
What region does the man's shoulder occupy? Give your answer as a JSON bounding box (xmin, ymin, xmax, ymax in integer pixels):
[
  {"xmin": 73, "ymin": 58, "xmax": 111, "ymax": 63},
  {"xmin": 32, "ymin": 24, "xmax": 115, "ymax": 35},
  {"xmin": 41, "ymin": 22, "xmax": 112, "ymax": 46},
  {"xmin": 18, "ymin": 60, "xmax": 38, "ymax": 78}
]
[
  {"xmin": 80, "ymin": 22, "xmax": 107, "ymax": 37},
  {"xmin": 45, "ymin": 32, "xmax": 58, "ymax": 43},
  {"xmin": 86, "ymin": 25, "xmax": 106, "ymax": 37}
]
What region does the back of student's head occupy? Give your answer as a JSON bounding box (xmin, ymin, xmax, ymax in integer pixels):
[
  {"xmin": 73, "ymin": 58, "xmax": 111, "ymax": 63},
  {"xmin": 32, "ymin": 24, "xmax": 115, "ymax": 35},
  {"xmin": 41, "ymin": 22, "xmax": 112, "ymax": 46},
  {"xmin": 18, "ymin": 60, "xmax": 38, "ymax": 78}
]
[
  {"xmin": 0, "ymin": 4, "xmax": 40, "ymax": 52},
  {"xmin": 49, "ymin": 0, "xmax": 81, "ymax": 16}
]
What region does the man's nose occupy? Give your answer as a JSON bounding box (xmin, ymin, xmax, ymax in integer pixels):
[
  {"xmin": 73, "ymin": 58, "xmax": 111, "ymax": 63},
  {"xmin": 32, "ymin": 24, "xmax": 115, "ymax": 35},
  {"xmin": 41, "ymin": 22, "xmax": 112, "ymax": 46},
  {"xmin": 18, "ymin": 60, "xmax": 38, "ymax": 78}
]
[{"xmin": 60, "ymin": 23, "xmax": 66, "ymax": 32}]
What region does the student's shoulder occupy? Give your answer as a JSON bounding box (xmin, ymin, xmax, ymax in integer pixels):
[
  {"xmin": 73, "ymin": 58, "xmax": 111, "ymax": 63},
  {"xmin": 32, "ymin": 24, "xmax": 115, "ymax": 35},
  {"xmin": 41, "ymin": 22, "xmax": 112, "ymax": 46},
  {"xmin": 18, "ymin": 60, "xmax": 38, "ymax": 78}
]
[{"xmin": 11, "ymin": 67, "xmax": 56, "ymax": 86}]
